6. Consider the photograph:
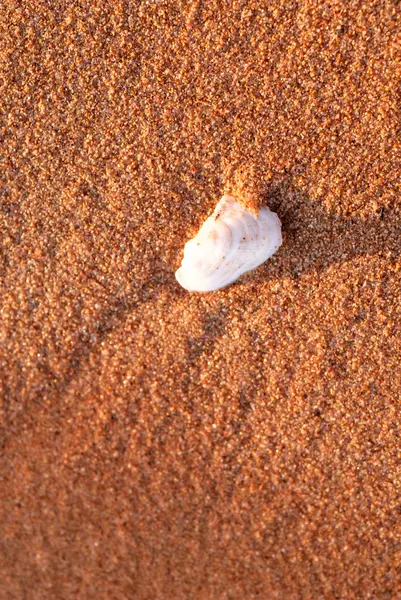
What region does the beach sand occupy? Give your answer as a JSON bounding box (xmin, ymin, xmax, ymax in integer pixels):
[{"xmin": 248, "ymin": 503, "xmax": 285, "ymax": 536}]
[{"xmin": 1, "ymin": 0, "xmax": 401, "ymax": 598}]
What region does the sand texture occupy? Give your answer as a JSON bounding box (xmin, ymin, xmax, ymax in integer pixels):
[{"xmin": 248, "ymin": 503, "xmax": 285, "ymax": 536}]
[{"xmin": 1, "ymin": 0, "xmax": 401, "ymax": 598}]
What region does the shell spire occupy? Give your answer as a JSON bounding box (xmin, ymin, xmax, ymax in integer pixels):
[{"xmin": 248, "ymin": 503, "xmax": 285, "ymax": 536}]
[{"xmin": 175, "ymin": 195, "xmax": 282, "ymax": 292}]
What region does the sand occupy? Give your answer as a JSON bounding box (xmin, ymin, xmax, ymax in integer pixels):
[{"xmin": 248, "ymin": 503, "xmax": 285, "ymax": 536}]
[{"xmin": 1, "ymin": 0, "xmax": 400, "ymax": 598}]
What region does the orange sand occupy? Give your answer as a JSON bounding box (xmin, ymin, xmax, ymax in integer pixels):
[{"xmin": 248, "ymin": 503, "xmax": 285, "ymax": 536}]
[{"xmin": 1, "ymin": 1, "xmax": 401, "ymax": 598}]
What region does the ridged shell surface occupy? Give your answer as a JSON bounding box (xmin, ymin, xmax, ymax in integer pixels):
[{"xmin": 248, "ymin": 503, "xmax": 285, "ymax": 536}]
[{"xmin": 175, "ymin": 195, "xmax": 282, "ymax": 292}]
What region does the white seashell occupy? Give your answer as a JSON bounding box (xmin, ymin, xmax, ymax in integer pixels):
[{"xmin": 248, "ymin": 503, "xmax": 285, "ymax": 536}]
[{"xmin": 175, "ymin": 195, "xmax": 282, "ymax": 292}]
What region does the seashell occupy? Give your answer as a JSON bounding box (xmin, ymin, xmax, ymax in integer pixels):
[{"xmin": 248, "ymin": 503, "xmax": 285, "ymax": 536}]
[{"xmin": 175, "ymin": 195, "xmax": 282, "ymax": 292}]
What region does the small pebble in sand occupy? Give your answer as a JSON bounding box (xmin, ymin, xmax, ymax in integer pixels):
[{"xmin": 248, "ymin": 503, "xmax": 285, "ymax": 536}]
[{"xmin": 175, "ymin": 195, "xmax": 282, "ymax": 292}]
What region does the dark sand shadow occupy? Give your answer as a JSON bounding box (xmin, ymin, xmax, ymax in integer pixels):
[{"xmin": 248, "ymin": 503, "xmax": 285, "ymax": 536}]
[{"xmin": 254, "ymin": 177, "xmax": 399, "ymax": 284}]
